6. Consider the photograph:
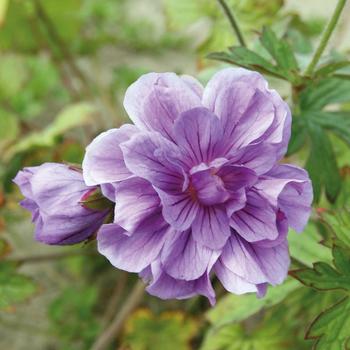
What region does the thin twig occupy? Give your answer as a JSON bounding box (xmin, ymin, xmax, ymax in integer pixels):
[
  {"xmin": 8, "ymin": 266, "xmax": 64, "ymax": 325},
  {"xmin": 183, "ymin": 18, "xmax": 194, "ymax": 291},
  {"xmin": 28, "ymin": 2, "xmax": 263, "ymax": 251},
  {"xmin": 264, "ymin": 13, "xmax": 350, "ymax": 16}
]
[
  {"xmin": 91, "ymin": 280, "xmax": 145, "ymax": 350},
  {"xmin": 304, "ymin": 0, "xmax": 347, "ymax": 76},
  {"xmin": 6, "ymin": 250, "xmax": 97, "ymax": 264},
  {"xmin": 217, "ymin": 0, "xmax": 246, "ymax": 47}
]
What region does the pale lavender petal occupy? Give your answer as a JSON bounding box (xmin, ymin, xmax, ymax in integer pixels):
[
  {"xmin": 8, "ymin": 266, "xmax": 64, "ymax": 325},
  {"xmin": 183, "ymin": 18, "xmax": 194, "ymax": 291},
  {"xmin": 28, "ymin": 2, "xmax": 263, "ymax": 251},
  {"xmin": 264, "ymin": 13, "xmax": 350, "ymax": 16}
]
[
  {"xmin": 256, "ymin": 164, "xmax": 313, "ymax": 232},
  {"xmin": 181, "ymin": 75, "xmax": 204, "ymax": 98},
  {"xmin": 214, "ymin": 259, "xmax": 258, "ymax": 294},
  {"xmin": 192, "ymin": 205, "xmax": 230, "ymax": 250},
  {"xmin": 230, "ymin": 190, "xmax": 279, "ymax": 242},
  {"xmin": 123, "ymin": 72, "xmax": 201, "ymax": 140},
  {"xmin": 114, "ymin": 177, "xmax": 160, "ymax": 233},
  {"xmin": 121, "ymin": 131, "xmax": 186, "ymax": 192},
  {"xmin": 157, "ymin": 190, "xmax": 199, "ymax": 230},
  {"xmin": 82, "ymin": 125, "xmax": 138, "ymax": 186},
  {"xmin": 173, "ymin": 107, "xmax": 224, "ymax": 166},
  {"xmin": 161, "ymin": 230, "xmax": 218, "ymax": 280},
  {"xmin": 217, "ymin": 165, "xmax": 257, "ymax": 191},
  {"xmin": 97, "ymin": 215, "xmax": 170, "ymax": 273}
]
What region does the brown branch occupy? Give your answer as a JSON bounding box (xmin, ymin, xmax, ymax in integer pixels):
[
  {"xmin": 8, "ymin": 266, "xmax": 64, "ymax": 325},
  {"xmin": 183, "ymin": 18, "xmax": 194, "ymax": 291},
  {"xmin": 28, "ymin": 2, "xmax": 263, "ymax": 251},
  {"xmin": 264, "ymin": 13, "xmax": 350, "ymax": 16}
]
[{"xmin": 91, "ymin": 280, "xmax": 145, "ymax": 350}]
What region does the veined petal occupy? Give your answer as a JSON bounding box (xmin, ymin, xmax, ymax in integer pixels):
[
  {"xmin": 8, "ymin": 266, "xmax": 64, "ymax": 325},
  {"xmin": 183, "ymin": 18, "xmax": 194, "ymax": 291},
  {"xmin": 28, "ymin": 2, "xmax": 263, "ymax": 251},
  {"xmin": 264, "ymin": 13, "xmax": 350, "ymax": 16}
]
[
  {"xmin": 114, "ymin": 177, "xmax": 160, "ymax": 233},
  {"xmin": 160, "ymin": 230, "xmax": 218, "ymax": 280},
  {"xmin": 173, "ymin": 107, "xmax": 224, "ymax": 166},
  {"xmin": 192, "ymin": 205, "xmax": 230, "ymax": 250},
  {"xmin": 82, "ymin": 125, "xmax": 138, "ymax": 186},
  {"xmin": 230, "ymin": 190, "xmax": 279, "ymax": 242},
  {"xmin": 97, "ymin": 214, "xmax": 169, "ymax": 273},
  {"xmin": 217, "ymin": 165, "xmax": 257, "ymax": 191},
  {"xmin": 123, "ymin": 72, "xmax": 201, "ymax": 141},
  {"xmin": 256, "ymin": 164, "xmax": 313, "ymax": 232},
  {"xmin": 157, "ymin": 190, "xmax": 199, "ymax": 230},
  {"xmin": 121, "ymin": 131, "xmax": 186, "ymax": 193}
]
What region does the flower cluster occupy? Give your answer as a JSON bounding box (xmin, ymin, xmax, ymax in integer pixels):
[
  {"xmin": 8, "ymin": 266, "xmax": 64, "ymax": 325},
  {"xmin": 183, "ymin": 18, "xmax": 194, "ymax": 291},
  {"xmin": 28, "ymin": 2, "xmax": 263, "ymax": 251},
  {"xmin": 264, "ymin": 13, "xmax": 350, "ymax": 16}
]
[{"xmin": 15, "ymin": 68, "xmax": 312, "ymax": 304}]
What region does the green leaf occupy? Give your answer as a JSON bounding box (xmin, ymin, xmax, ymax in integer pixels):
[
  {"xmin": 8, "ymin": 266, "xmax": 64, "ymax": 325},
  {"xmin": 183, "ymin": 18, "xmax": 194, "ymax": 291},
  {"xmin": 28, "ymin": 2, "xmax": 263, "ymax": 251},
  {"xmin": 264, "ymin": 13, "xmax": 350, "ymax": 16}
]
[
  {"xmin": 288, "ymin": 223, "xmax": 333, "ymax": 267},
  {"xmin": 201, "ymin": 322, "xmax": 288, "ymax": 350},
  {"xmin": 4, "ymin": 103, "xmax": 96, "ymax": 159},
  {"xmin": 306, "ymin": 123, "xmax": 341, "ymax": 202},
  {"xmin": 0, "ymin": 109, "xmax": 19, "ymax": 151},
  {"xmin": 314, "ymin": 60, "xmax": 350, "ymax": 78},
  {"xmin": 207, "ymin": 48, "xmax": 286, "ymax": 80},
  {"xmin": 287, "ymin": 117, "xmax": 307, "ymax": 155},
  {"xmin": 300, "ymin": 78, "xmax": 350, "ymax": 110},
  {"xmin": 206, "ymin": 278, "xmax": 300, "ymax": 329},
  {"xmin": 260, "ymin": 26, "xmax": 299, "ymax": 71},
  {"xmin": 290, "ymin": 245, "xmax": 350, "ymax": 292},
  {"xmin": 122, "ymin": 309, "xmax": 197, "ymax": 350},
  {"xmin": 306, "ymin": 297, "xmax": 350, "ymax": 350},
  {"xmin": 308, "ymin": 111, "xmax": 350, "ymax": 146},
  {"xmin": 0, "ymin": 262, "xmax": 38, "ymax": 310},
  {"xmin": 0, "ymin": 0, "xmax": 8, "ymax": 25}
]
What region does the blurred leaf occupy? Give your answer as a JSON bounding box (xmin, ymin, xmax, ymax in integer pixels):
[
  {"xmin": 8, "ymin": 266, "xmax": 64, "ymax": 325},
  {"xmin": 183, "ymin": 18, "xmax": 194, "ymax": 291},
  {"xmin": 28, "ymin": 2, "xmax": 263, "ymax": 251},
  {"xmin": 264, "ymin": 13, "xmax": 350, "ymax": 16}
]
[
  {"xmin": 288, "ymin": 223, "xmax": 333, "ymax": 267},
  {"xmin": 287, "ymin": 117, "xmax": 306, "ymax": 155},
  {"xmin": 0, "ymin": 0, "xmax": 8, "ymax": 26},
  {"xmin": 122, "ymin": 309, "xmax": 197, "ymax": 350},
  {"xmin": 0, "ymin": 262, "xmax": 37, "ymax": 310},
  {"xmin": 305, "ymin": 297, "xmax": 350, "ymax": 350},
  {"xmin": 315, "ymin": 60, "xmax": 350, "ymax": 78},
  {"xmin": 260, "ymin": 26, "xmax": 298, "ymax": 71},
  {"xmin": 206, "ymin": 278, "xmax": 299, "ymax": 329},
  {"xmin": 0, "ymin": 238, "xmax": 11, "ymax": 258},
  {"xmin": 49, "ymin": 286, "xmax": 100, "ymax": 349},
  {"xmin": 5, "ymin": 103, "xmax": 96, "ymax": 158},
  {"xmin": 306, "ymin": 123, "xmax": 341, "ymax": 203},
  {"xmin": 0, "ymin": 109, "xmax": 19, "ymax": 151}
]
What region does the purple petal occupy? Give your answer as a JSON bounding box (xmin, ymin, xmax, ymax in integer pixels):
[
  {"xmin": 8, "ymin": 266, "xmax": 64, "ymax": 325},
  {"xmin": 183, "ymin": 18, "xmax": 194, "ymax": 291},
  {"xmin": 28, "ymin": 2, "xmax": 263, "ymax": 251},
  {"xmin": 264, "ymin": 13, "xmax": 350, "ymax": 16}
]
[
  {"xmin": 114, "ymin": 177, "xmax": 160, "ymax": 233},
  {"xmin": 256, "ymin": 164, "xmax": 313, "ymax": 232},
  {"xmin": 161, "ymin": 230, "xmax": 218, "ymax": 280},
  {"xmin": 121, "ymin": 131, "xmax": 186, "ymax": 192},
  {"xmin": 82, "ymin": 125, "xmax": 138, "ymax": 186},
  {"xmin": 181, "ymin": 75, "xmax": 204, "ymax": 98},
  {"xmin": 173, "ymin": 107, "xmax": 225, "ymax": 166},
  {"xmin": 228, "ymin": 142, "xmax": 277, "ymax": 175},
  {"xmin": 146, "ymin": 260, "xmax": 216, "ymax": 305},
  {"xmin": 123, "ymin": 72, "xmax": 201, "ymax": 141},
  {"xmin": 97, "ymin": 215, "xmax": 169, "ymax": 273},
  {"xmin": 214, "ymin": 259, "xmax": 258, "ymax": 294},
  {"xmin": 220, "ymin": 234, "xmax": 290, "ymax": 285},
  {"xmin": 230, "ymin": 190, "xmax": 279, "ymax": 242},
  {"xmin": 217, "ymin": 165, "xmax": 257, "ymax": 192},
  {"xmin": 157, "ymin": 190, "xmax": 199, "ymax": 230},
  {"xmin": 192, "ymin": 205, "xmax": 231, "ymax": 250}
]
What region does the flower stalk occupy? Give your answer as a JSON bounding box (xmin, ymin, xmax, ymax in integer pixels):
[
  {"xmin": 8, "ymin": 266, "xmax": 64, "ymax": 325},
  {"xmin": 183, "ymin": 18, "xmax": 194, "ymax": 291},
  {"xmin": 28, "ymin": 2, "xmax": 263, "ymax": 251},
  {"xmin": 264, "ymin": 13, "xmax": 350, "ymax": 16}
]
[{"xmin": 304, "ymin": 0, "xmax": 347, "ymax": 76}]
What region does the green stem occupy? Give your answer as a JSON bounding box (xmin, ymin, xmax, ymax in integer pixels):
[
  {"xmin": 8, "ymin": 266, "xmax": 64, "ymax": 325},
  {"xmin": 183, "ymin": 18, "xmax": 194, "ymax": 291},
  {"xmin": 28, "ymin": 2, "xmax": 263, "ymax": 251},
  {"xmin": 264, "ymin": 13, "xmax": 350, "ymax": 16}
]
[
  {"xmin": 304, "ymin": 0, "xmax": 347, "ymax": 76},
  {"xmin": 217, "ymin": 0, "xmax": 246, "ymax": 47}
]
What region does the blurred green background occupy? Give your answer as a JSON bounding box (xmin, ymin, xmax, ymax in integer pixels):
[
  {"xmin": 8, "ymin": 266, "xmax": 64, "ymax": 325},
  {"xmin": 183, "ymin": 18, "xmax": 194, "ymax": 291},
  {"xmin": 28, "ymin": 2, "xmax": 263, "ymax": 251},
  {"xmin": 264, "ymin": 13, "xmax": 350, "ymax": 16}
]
[{"xmin": 0, "ymin": 0, "xmax": 350, "ymax": 349}]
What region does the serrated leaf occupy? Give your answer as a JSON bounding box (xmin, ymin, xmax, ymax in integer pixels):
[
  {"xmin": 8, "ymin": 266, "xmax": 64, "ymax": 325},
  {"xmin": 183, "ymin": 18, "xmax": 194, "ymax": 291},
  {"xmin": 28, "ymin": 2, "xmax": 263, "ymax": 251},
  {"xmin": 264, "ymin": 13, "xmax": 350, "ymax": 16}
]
[
  {"xmin": 306, "ymin": 123, "xmax": 341, "ymax": 202},
  {"xmin": 290, "ymin": 245, "xmax": 350, "ymax": 292},
  {"xmin": 207, "ymin": 48, "xmax": 286, "ymax": 80},
  {"xmin": 122, "ymin": 309, "xmax": 197, "ymax": 350},
  {"xmin": 206, "ymin": 278, "xmax": 300, "ymax": 329},
  {"xmin": 300, "ymin": 78, "xmax": 350, "ymax": 110},
  {"xmin": 288, "ymin": 223, "xmax": 333, "ymax": 267},
  {"xmin": 260, "ymin": 26, "xmax": 299, "ymax": 71},
  {"xmin": 308, "ymin": 111, "xmax": 350, "ymax": 146},
  {"xmin": 0, "ymin": 262, "xmax": 38, "ymax": 309},
  {"xmin": 306, "ymin": 297, "xmax": 350, "ymax": 350}
]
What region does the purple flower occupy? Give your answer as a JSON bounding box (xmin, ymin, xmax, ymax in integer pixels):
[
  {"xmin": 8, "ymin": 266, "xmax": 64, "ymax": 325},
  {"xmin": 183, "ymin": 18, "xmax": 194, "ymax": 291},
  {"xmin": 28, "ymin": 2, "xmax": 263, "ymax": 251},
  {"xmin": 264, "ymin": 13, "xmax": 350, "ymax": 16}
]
[
  {"xmin": 14, "ymin": 163, "xmax": 110, "ymax": 245},
  {"xmin": 83, "ymin": 68, "xmax": 313, "ymax": 304}
]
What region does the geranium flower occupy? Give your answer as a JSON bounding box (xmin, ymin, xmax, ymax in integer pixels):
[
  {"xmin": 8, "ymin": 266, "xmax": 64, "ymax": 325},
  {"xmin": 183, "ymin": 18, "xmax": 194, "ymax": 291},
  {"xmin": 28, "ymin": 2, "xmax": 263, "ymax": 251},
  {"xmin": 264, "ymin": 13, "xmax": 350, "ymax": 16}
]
[
  {"xmin": 14, "ymin": 163, "xmax": 110, "ymax": 245},
  {"xmin": 83, "ymin": 68, "xmax": 312, "ymax": 304}
]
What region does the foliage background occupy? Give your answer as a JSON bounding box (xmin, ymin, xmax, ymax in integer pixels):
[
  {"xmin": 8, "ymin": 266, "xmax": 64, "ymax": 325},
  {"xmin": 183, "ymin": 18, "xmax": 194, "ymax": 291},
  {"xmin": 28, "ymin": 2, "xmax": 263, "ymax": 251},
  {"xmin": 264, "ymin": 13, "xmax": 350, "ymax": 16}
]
[{"xmin": 0, "ymin": 0, "xmax": 350, "ymax": 349}]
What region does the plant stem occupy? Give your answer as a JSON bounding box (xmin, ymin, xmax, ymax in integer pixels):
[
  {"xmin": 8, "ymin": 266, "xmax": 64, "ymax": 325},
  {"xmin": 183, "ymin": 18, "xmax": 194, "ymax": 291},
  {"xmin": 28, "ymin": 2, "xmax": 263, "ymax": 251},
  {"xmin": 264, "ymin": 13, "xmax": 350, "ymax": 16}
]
[
  {"xmin": 304, "ymin": 0, "xmax": 347, "ymax": 76},
  {"xmin": 91, "ymin": 280, "xmax": 145, "ymax": 350},
  {"xmin": 217, "ymin": 0, "xmax": 246, "ymax": 47}
]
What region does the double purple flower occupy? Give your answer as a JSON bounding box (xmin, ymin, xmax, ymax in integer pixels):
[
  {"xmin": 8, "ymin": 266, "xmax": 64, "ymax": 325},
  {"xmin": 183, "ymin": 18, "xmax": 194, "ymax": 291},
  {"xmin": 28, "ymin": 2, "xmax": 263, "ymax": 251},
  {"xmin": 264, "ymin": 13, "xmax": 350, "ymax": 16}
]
[{"xmin": 14, "ymin": 68, "xmax": 312, "ymax": 304}]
